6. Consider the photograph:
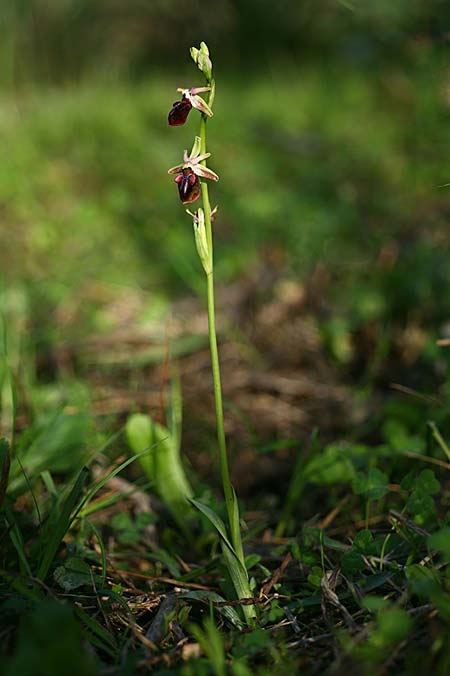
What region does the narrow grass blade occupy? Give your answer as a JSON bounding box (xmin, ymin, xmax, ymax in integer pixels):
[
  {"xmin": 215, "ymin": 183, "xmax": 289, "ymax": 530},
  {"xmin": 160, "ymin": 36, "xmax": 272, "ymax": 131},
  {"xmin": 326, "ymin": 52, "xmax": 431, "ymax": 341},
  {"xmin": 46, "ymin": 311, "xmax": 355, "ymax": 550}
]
[
  {"xmin": 190, "ymin": 498, "xmax": 255, "ymax": 623},
  {"xmin": 3, "ymin": 505, "xmax": 32, "ymax": 576},
  {"xmin": 220, "ymin": 541, "xmax": 256, "ymax": 624},
  {"xmin": 78, "ymin": 490, "xmax": 128, "ymax": 518},
  {"xmin": 74, "ymin": 606, "xmax": 118, "ymax": 659},
  {"xmin": 189, "ymin": 618, "xmax": 226, "ymax": 676},
  {"xmin": 76, "ymin": 448, "xmax": 156, "ymax": 517},
  {"xmin": 37, "ymin": 466, "xmax": 89, "ymax": 580},
  {"xmin": 40, "ymin": 470, "xmax": 57, "ymax": 499},
  {"xmin": 0, "ymin": 437, "xmax": 10, "ymax": 506},
  {"xmin": 230, "ymin": 486, "xmax": 245, "ymax": 567},
  {"xmin": 190, "ymin": 498, "xmax": 232, "ymax": 549},
  {"xmin": 85, "ymin": 520, "xmax": 107, "ymax": 583},
  {"xmin": 427, "ymin": 421, "xmax": 450, "ymax": 462}
]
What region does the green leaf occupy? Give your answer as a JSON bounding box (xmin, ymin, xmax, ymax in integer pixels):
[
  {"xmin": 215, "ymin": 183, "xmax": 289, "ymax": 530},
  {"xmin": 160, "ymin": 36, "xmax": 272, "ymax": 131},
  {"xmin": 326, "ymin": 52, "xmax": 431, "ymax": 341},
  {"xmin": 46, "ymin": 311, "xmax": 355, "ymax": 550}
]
[
  {"xmin": 429, "ymin": 527, "xmax": 450, "ymax": 560},
  {"xmin": 406, "ymin": 563, "xmax": 441, "ymax": 597},
  {"xmin": 180, "ymin": 590, "xmax": 244, "ymax": 629},
  {"xmin": 190, "ymin": 498, "xmax": 255, "ymax": 624},
  {"xmin": 353, "ymin": 468, "xmax": 389, "ymax": 500},
  {"xmin": 400, "ymin": 470, "xmax": 416, "ymax": 492},
  {"xmin": 416, "ymin": 469, "xmax": 440, "ymax": 496},
  {"xmin": 361, "ymin": 596, "xmax": 390, "ymax": 612},
  {"xmin": 245, "ymin": 554, "xmax": 261, "ymax": 570},
  {"xmin": 126, "ymin": 413, "xmax": 193, "ymax": 529},
  {"xmin": 126, "ymin": 413, "xmax": 153, "ymax": 475},
  {"xmin": 152, "ymin": 422, "xmax": 193, "ymax": 521},
  {"xmin": 353, "ymin": 529, "xmax": 375, "ymax": 554},
  {"xmin": 376, "ymin": 607, "xmax": 413, "ymax": 645},
  {"xmin": 3, "ymin": 601, "xmax": 99, "ymax": 675},
  {"xmin": 54, "ymin": 558, "xmax": 92, "ymax": 592},
  {"xmin": 305, "ymin": 444, "xmax": 356, "ymax": 485},
  {"xmin": 406, "ymin": 492, "xmax": 436, "ymax": 522},
  {"xmin": 232, "ymin": 628, "xmax": 274, "ymax": 659},
  {"xmin": 9, "ymin": 411, "xmax": 92, "ymax": 493},
  {"xmin": 307, "ymin": 566, "xmax": 323, "ymax": 589},
  {"xmin": 220, "ymin": 542, "xmax": 256, "ymax": 624},
  {"xmin": 341, "ymin": 550, "xmax": 365, "ymax": 575},
  {"xmin": 190, "ymin": 498, "xmax": 232, "ymax": 550}
]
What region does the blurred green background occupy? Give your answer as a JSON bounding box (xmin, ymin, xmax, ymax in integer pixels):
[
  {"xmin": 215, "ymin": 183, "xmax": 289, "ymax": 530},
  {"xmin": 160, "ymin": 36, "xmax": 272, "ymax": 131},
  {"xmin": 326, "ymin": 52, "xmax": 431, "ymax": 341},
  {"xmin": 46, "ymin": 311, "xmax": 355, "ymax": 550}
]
[
  {"xmin": 1, "ymin": 0, "xmax": 450, "ymax": 425},
  {"xmin": 2, "ymin": 7, "xmax": 450, "ymax": 668}
]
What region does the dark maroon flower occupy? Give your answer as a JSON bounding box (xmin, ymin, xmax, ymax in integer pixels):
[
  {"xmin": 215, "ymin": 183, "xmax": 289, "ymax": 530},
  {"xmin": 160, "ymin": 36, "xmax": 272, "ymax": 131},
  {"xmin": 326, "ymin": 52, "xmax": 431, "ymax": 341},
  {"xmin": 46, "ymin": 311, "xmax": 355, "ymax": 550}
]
[
  {"xmin": 168, "ymin": 96, "xmax": 192, "ymax": 126},
  {"xmin": 174, "ymin": 168, "xmax": 201, "ymax": 204},
  {"xmin": 168, "ymin": 143, "xmax": 219, "ymax": 205},
  {"xmin": 167, "ymin": 87, "xmax": 213, "ymax": 127}
]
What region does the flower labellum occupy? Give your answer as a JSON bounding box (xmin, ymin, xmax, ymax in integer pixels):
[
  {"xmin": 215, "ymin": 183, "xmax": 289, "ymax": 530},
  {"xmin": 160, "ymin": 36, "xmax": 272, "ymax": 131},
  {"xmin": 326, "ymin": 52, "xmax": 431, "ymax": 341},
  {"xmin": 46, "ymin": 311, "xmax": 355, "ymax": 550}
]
[
  {"xmin": 168, "ymin": 96, "xmax": 192, "ymax": 126},
  {"xmin": 167, "ymin": 87, "xmax": 213, "ymax": 127},
  {"xmin": 175, "ymin": 168, "xmax": 201, "ymax": 204},
  {"xmin": 168, "ymin": 138, "xmax": 219, "ymax": 204}
]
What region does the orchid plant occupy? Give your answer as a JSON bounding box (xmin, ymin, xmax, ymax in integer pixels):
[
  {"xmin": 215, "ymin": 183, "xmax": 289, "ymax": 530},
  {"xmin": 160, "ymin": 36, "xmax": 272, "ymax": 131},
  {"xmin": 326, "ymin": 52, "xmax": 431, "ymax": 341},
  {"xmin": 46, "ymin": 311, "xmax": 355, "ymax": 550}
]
[{"xmin": 167, "ymin": 43, "xmax": 255, "ymax": 624}]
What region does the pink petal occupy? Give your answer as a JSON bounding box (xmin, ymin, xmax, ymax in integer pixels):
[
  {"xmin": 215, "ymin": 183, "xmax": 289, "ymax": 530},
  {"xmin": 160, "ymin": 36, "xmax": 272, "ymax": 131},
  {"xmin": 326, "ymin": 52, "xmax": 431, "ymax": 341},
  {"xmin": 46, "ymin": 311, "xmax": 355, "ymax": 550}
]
[
  {"xmin": 190, "ymin": 152, "xmax": 211, "ymax": 164},
  {"xmin": 193, "ymin": 165, "xmax": 219, "ymax": 182},
  {"xmin": 168, "ymin": 164, "xmax": 185, "ymax": 174},
  {"xmin": 189, "ymin": 87, "xmax": 211, "ymax": 94},
  {"xmin": 189, "ymin": 95, "xmax": 213, "ymax": 117}
]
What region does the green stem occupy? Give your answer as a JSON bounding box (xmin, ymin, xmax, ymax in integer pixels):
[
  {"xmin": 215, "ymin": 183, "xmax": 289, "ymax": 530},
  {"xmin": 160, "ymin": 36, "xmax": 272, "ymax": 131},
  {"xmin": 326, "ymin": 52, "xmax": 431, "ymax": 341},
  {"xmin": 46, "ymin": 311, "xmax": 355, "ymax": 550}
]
[
  {"xmin": 195, "ymin": 70, "xmax": 254, "ymax": 625},
  {"xmin": 206, "ymin": 269, "xmax": 233, "ymax": 513},
  {"xmin": 199, "ymin": 111, "xmax": 243, "ymax": 561}
]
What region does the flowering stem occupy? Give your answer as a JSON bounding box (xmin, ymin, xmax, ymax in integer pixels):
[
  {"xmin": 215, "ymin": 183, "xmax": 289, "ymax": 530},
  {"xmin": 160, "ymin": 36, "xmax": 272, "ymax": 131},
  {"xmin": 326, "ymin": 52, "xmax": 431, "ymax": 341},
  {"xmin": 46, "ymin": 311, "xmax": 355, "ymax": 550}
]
[{"xmin": 199, "ymin": 111, "xmax": 244, "ymax": 565}]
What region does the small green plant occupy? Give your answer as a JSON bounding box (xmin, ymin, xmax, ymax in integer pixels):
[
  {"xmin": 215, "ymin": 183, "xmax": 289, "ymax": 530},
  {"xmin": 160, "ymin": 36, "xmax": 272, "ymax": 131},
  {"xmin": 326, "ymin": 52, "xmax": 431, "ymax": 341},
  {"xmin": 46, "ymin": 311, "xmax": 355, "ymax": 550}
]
[
  {"xmin": 167, "ymin": 42, "xmax": 255, "ymax": 624},
  {"xmin": 189, "ymin": 616, "xmax": 227, "ymax": 676},
  {"xmin": 126, "ymin": 397, "xmax": 193, "ymax": 532}
]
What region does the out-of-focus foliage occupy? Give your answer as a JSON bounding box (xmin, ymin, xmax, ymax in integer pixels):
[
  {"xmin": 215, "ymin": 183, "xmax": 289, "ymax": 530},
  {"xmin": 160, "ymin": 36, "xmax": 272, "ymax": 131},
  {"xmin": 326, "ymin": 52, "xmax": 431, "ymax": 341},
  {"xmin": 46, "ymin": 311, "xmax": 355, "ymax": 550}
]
[
  {"xmin": 1, "ymin": 0, "xmax": 449, "ymax": 85},
  {"xmin": 1, "ymin": 58, "xmax": 449, "ymax": 385}
]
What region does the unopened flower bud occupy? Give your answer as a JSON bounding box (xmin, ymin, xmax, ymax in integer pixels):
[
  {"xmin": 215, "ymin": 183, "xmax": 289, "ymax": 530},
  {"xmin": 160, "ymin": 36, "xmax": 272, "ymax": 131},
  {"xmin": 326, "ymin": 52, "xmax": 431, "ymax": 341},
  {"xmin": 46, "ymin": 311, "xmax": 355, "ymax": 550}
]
[
  {"xmin": 189, "ymin": 208, "xmax": 211, "ymax": 274},
  {"xmin": 190, "ymin": 42, "xmax": 213, "ymax": 82},
  {"xmin": 190, "ymin": 47, "xmax": 199, "ymax": 64},
  {"xmin": 190, "ymin": 136, "xmax": 202, "ymax": 158}
]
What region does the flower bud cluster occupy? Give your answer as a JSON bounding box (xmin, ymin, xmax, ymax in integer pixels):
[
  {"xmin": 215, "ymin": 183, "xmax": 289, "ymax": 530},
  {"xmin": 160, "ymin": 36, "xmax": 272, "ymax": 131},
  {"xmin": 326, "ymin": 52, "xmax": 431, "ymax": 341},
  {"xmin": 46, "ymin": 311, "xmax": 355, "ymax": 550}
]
[
  {"xmin": 190, "ymin": 42, "xmax": 213, "ymax": 83},
  {"xmin": 167, "ymin": 43, "xmax": 218, "ymax": 209}
]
